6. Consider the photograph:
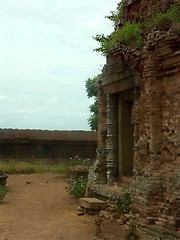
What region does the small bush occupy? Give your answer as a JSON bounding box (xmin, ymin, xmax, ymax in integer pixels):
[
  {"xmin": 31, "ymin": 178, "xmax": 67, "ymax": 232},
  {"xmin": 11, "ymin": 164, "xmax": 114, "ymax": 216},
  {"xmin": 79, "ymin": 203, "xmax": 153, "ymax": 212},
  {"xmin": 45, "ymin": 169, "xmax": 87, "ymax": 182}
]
[
  {"xmin": 144, "ymin": 5, "xmax": 180, "ymax": 30},
  {"xmin": 0, "ymin": 185, "xmax": 8, "ymax": 200},
  {"xmin": 154, "ymin": 6, "xmax": 180, "ymax": 25},
  {"xmin": 112, "ymin": 22, "xmax": 142, "ymax": 48},
  {"xmin": 66, "ymin": 177, "xmax": 87, "ymax": 198},
  {"xmin": 110, "ymin": 192, "xmax": 132, "ymax": 214},
  {"xmin": 93, "ymin": 22, "xmax": 142, "ymax": 55}
]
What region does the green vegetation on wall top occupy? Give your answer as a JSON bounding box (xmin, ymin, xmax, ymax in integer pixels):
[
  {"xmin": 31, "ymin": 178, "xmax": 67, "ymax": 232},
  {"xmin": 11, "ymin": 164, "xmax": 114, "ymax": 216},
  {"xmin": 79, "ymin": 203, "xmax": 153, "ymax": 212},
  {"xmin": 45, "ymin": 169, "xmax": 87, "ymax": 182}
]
[
  {"xmin": 105, "ymin": 0, "xmax": 125, "ymax": 27},
  {"xmin": 93, "ymin": 4, "xmax": 180, "ymax": 56},
  {"xmin": 93, "ymin": 22, "xmax": 142, "ymax": 55},
  {"xmin": 145, "ymin": 5, "xmax": 180, "ymax": 29}
]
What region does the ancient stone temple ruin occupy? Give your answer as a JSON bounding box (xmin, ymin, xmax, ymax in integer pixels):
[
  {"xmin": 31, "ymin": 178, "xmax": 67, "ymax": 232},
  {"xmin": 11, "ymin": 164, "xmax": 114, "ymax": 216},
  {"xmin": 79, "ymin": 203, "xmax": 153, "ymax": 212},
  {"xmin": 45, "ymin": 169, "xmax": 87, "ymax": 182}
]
[{"xmin": 88, "ymin": 0, "xmax": 180, "ymax": 238}]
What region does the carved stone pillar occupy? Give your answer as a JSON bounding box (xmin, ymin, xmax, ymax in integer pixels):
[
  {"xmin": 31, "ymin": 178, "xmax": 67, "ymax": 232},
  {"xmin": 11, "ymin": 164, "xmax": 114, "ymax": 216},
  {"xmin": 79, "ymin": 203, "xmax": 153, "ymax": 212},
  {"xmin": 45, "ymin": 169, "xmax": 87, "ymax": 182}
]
[
  {"xmin": 133, "ymin": 87, "xmax": 141, "ymax": 149},
  {"xmin": 106, "ymin": 94, "xmax": 118, "ymax": 185},
  {"xmin": 97, "ymin": 76, "xmax": 107, "ymax": 147}
]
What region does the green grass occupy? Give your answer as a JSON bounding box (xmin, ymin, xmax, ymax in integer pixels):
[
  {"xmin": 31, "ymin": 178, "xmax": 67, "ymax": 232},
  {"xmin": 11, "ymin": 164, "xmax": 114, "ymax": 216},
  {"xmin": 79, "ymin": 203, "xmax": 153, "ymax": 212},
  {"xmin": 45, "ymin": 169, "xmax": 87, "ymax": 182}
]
[
  {"xmin": 0, "ymin": 160, "xmax": 66, "ymax": 174},
  {"xmin": 0, "ymin": 157, "xmax": 93, "ymax": 175}
]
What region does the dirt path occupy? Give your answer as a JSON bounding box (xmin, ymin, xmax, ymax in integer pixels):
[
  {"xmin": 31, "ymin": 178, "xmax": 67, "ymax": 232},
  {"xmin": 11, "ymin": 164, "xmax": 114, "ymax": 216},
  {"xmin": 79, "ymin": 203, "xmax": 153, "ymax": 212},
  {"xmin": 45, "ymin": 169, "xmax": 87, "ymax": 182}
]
[{"xmin": 0, "ymin": 173, "xmax": 128, "ymax": 240}]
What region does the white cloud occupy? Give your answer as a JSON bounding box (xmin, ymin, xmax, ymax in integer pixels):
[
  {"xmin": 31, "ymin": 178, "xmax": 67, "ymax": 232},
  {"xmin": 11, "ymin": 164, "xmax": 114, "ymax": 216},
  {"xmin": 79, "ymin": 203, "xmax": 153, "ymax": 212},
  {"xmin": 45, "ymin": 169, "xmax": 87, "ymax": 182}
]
[
  {"xmin": 16, "ymin": 108, "xmax": 42, "ymax": 114},
  {"xmin": 0, "ymin": 96, "xmax": 8, "ymax": 101},
  {"xmin": 46, "ymin": 96, "xmax": 60, "ymax": 105}
]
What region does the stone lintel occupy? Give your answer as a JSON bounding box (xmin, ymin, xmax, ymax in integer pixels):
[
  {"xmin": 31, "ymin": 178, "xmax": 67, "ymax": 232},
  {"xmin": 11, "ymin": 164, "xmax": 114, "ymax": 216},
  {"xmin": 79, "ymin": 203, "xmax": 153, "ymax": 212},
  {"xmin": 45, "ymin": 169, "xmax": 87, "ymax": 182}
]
[{"xmin": 103, "ymin": 77, "xmax": 140, "ymax": 95}]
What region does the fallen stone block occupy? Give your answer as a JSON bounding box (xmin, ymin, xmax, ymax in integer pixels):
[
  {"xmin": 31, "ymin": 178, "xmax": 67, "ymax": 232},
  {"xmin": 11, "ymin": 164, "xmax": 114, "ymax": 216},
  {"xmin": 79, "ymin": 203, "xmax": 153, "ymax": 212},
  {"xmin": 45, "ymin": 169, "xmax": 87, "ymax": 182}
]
[{"xmin": 79, "ymin": 198, "xmax": 106, "ymax": 210}]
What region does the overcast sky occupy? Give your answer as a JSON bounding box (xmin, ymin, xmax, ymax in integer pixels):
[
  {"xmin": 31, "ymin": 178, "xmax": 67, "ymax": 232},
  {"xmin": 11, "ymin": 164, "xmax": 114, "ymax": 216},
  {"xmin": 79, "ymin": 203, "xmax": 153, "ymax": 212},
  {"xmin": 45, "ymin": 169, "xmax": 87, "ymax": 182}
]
[{"xmin": 0, "ymin": 0, "xmax": 118, "ymax": 131}]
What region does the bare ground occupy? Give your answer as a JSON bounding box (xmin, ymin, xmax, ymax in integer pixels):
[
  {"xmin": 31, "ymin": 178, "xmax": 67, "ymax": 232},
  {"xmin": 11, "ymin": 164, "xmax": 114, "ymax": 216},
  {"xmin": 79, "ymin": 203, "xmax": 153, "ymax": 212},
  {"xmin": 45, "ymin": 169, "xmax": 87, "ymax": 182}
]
[{"xmin": 0, "ymin": 173, "xmax": 153, "ymax": 240}]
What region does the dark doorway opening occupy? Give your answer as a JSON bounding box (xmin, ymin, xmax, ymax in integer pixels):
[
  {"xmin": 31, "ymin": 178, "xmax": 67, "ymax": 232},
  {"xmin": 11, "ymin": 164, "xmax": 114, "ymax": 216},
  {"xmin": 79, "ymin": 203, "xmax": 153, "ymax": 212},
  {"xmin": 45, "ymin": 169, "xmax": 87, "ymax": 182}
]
[{"xmin": 118, "ymin": 98, "xmax": 134, "ymax": 180}]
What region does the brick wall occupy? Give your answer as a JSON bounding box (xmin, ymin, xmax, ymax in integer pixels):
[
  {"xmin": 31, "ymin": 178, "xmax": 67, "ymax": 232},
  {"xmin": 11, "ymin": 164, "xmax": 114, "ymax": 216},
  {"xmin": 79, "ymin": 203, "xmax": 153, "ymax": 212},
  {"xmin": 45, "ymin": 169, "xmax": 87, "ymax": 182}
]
[
  {"xmin": 123, "ymin": 0, "xmax": 174, "ymax": 23},
  {"xmin": 0, "ymin": 129, "xmax": 97, "ymax": 160},
  {"xmin": 131, "ymin": 28, "xmax": 180, "ymax": 231}
]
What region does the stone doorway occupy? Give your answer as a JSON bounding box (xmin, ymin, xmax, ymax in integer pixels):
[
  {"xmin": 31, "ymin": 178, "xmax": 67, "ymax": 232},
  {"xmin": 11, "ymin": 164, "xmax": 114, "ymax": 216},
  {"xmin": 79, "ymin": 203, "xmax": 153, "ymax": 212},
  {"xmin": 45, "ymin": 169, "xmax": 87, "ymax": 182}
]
[{"xmin": 118, "ymin": 98, "xmax": 134, "ymax": 180}]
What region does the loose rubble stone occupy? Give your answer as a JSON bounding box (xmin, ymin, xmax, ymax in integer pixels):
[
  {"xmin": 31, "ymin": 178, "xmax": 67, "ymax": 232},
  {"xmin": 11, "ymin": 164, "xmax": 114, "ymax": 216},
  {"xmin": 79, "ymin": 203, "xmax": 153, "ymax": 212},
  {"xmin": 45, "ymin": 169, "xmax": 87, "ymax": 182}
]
[{"xmin": 79, "ymin": 198, "xmax": 107, "ymax": 211}]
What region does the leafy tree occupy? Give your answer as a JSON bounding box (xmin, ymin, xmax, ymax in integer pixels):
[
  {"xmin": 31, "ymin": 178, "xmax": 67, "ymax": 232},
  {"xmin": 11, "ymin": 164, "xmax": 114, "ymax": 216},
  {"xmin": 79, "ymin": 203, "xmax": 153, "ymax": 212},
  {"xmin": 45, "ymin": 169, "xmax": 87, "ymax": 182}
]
[
  {"xmin": 85, "ymin": 77, "xmax": 98, "ymax": 131},
  {"xmin": 93, "ymin": 2, "xmax": 180, "ymax": 56},
  {"xmin": 85, "ymin": 77, "xmax": 97, "ymax": 98}
]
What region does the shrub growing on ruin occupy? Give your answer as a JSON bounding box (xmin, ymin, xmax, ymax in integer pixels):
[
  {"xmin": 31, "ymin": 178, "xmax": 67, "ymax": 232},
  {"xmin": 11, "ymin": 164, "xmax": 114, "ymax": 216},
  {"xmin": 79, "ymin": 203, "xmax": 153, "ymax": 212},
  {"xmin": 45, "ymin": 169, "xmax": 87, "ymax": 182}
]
[
  {"xmin": 93, "ymin": 22, "xmax": 142, "ymax": 55},
  {"xmin": 153, "ymin": 5, "xmax": 180, "ymax": 26},
  {"xmin": 144, "ymin": 5, "xmax": 180, "ymax": 30},
  {"xmin": 93, "ymin": 3, "xmax": 180, "ymax": 56},
  {"xmin": 109, "ymin": 191, "xmax": 132, "ymax": 214}
]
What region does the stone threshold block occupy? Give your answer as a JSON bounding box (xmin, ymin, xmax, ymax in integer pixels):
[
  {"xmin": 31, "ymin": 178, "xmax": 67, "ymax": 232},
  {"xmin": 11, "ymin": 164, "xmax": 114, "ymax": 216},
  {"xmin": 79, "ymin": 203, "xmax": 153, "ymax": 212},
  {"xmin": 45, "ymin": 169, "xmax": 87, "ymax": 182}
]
[{"xmin": 79, "ymin": 198, "xmax": 107, "ymax": 211}]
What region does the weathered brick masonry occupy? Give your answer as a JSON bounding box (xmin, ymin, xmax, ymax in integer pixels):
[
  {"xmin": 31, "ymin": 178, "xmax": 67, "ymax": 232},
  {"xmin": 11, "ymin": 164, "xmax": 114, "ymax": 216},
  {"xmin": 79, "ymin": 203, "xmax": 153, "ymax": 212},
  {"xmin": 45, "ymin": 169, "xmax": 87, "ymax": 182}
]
[
  {"xmin": 88, "ymin": 0, "xmax": 180, "ymax": 238},
  {"xmin": 0, "ymin": 129, "xmax": 97, "ymax": 160}
]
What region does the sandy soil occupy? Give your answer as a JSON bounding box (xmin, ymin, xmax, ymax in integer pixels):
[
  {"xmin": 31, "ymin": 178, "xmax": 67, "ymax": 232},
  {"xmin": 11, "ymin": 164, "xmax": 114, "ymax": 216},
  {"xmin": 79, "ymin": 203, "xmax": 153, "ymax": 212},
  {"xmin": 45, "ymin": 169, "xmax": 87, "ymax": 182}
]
[{"xmin": 0, "ymin": 173, "xmax": 130, "ymax": 240}]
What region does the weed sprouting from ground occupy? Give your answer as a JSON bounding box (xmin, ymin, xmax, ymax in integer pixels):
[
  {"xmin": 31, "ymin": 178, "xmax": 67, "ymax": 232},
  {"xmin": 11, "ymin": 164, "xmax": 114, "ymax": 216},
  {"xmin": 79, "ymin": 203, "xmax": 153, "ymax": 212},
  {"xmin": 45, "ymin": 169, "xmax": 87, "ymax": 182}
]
[
  {"xmin": 125, "ymin": 224, "xmax": 140, "ymax": 240},
  {"xmin": 65, "ymin": 177, "xmax": 87, "ymax": 198},
  {"xmin": 94, "ymin": 214, "xmax": 104, "ymax": 238}
]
